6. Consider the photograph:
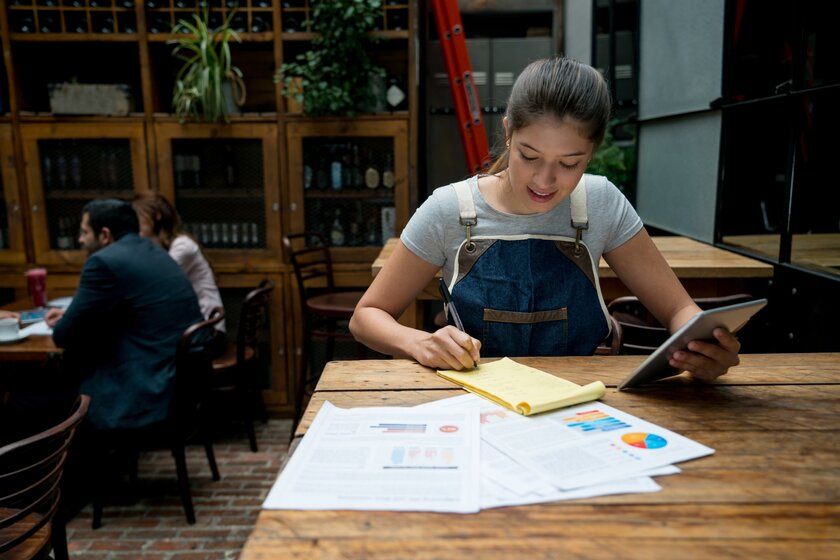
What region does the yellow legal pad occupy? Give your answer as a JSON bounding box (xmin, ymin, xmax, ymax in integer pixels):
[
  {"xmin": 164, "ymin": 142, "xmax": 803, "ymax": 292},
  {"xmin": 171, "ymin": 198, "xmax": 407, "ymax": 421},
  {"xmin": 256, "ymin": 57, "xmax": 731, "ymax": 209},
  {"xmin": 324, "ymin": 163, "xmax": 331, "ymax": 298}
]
[{"xmin": 437, "ymin": 357, "xmax": 606, "ymax": 416}]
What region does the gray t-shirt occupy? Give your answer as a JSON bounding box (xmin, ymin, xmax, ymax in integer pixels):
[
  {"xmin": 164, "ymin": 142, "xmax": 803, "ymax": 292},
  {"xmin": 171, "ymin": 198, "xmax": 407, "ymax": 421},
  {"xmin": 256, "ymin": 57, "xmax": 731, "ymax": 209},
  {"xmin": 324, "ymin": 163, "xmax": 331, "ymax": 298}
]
[{"xmin": 401, "ymin": 174, "xmax": 644, "ymax": 283}]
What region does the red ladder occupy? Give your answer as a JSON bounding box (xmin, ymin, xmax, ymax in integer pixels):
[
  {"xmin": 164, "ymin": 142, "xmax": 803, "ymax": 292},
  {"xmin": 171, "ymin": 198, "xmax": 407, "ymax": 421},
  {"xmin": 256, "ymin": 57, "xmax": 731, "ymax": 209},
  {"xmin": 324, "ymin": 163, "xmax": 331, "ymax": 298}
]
[{"xmin": 430, "ymin": 0, "xmax": 492, "ymax": 175}]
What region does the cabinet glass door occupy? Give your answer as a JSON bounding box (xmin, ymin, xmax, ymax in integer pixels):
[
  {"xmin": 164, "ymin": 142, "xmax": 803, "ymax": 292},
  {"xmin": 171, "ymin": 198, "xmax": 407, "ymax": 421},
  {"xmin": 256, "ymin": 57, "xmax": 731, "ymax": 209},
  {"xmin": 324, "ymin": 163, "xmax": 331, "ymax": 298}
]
[
  {"xmin": 154, "ymin": 123, "xmax": 281, "ymax": 264},
  {"xmin": 20, "ymin": 122, "xmax": 148, "ymax": 265},
  {"xmin": 287, "ymin": 119, "xmax": 409, "ymax": 263}
]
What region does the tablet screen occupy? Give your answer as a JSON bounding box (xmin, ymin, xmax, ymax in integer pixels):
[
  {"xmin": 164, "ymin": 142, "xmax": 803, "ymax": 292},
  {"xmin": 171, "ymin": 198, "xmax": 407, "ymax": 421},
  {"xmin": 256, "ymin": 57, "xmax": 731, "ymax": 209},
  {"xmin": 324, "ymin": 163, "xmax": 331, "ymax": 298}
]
[{"xmin": 617, "ymin": 298, "xmax": 767, "ymax": 390}]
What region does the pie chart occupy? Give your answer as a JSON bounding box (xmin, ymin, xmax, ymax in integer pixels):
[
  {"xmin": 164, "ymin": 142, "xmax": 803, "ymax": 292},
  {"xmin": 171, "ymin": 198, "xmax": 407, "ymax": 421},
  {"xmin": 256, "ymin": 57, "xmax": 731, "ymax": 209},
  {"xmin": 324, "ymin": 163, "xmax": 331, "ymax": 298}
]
[{"xmin": 621, "ymin": 432, "xmax": 668, "ymax": 449}]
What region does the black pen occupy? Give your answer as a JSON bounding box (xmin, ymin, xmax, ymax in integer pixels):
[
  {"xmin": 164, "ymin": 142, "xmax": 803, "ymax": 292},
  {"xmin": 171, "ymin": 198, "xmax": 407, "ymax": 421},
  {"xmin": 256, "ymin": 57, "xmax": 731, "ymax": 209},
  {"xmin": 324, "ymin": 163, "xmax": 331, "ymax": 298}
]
[{"xmin": 438, "ymin": 278, "xmax": 477, "ymax": 368}]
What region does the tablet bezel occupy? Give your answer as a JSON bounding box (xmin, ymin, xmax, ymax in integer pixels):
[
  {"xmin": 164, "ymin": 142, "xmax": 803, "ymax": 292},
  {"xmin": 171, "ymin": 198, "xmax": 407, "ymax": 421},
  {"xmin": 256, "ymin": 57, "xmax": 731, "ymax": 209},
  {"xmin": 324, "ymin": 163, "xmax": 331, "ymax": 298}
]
[{"xmin": 617, "ymin": 298, "xmax": 768, "ymax": 391}]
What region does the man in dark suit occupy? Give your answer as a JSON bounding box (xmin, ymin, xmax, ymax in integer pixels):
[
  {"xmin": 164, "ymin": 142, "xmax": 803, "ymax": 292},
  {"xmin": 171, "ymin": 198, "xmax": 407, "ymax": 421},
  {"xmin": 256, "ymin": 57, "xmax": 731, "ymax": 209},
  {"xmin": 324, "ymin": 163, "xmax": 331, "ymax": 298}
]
[{"xmin": 45, "ymin": 198, "xmax": 203, "ymax": 430}]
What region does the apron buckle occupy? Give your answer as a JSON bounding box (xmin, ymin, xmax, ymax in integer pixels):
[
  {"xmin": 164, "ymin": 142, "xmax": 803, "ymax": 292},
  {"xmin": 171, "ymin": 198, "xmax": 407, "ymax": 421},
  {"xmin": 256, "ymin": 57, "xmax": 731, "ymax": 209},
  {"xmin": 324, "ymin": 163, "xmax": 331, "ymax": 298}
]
[
  {"xmin": 573, "ymin": 223, "xmax": 588, "ymax": 257},
  {"xmin": 460, "ymin": 217, "xmax": 477, "ymax": 253}
]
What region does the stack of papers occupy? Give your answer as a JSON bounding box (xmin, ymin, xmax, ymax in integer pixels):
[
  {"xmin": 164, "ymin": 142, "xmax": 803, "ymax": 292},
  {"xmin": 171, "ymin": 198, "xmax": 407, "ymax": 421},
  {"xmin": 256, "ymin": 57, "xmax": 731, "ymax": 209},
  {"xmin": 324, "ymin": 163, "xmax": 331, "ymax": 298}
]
[{"xmin": 263, "ymin": 394, "xmax": 713, "ymax": 514}]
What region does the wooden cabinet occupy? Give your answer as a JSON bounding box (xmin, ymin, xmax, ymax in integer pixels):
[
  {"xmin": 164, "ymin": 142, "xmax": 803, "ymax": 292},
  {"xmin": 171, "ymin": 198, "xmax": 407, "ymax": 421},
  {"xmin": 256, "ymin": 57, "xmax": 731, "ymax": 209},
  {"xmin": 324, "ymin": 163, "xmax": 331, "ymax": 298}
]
[
  {"xmin": 0, "ymin": 1, "xmax": 420, "ymax": 415},
  {"xmin": 0, "ymin": 123, "xmax": 25, "ymax": 264},
  {"xmin": 18, "ymin": 121, "xmax": 149, "ymax": 266},
  {"xmin": 153, "ymin": 121, "xmax": 282, "ymax": 270},
  {"xmin": 286, "ymin": 117, "xmax": 410, "ymax": 264}
]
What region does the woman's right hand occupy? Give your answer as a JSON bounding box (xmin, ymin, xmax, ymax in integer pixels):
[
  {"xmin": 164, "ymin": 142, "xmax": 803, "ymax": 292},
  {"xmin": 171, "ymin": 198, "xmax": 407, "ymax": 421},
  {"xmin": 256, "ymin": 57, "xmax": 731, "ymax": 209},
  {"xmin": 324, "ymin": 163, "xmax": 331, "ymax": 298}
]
[{"xmin": 411, "ymin": 326, "xmax": 482, "ymax": 371}]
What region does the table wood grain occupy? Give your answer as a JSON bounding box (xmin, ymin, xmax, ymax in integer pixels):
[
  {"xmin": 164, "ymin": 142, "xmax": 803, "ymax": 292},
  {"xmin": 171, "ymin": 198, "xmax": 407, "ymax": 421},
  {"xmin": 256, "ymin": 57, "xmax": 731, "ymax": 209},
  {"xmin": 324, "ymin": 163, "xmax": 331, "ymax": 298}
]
[{"xmin": 242, "ymin": 353, "xmax": 840, "ymax": 559}]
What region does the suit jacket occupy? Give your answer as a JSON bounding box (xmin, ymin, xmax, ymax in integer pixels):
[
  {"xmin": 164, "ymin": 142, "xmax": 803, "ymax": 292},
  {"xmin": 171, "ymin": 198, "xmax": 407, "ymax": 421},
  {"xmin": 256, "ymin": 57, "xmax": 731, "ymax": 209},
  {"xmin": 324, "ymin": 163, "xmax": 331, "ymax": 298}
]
[{"xmin": 52, "ymin": 233, "xmax": 204, "ymax": 430}]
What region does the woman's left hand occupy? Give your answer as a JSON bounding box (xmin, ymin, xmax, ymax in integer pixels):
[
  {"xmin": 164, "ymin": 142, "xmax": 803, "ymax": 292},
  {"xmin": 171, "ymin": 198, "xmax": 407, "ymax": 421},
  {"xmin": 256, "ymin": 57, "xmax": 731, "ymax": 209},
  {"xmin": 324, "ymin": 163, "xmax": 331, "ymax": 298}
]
[{"xmin": 668, "ymin": 328, "xmax": 741, "ymax": 382}]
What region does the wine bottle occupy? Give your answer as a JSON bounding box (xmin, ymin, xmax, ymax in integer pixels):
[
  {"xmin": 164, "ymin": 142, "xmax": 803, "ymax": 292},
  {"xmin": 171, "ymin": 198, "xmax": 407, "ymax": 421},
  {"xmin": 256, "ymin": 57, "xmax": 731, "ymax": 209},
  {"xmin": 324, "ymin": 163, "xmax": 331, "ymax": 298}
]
[
  {"xmin": 42, "ymin": 156, "xmax": 53, "ymax": 189},
  {"xmin": 250, "ymin": 222, "xmax": 259, "ymax": 247},
  {"xmin": 386, "ymin": 76, "xmax": 407, "ymax": 111},
  {"xmin": 251, "ymin": 15, "xmax": 270, "ymax": 33},
  {"xmin": 330, "ymin": 210, "xmax": 345, "ymax": 246},
  {"xmin": 330, "ymin": 146, "xmax": 343, "ymax": 191},
  {"xmin": 382, "ymin": 152, "xmax": 395, "ymax": 189},
  {"xmin": 364, "ymin": 147, "xmax": 380, "ymax": 189},
  {"xmin": 56, "ymin": 154, "xmax": 68, "ymax": 189},
  {"xmin": 351, "ymin": 144, "xmax": 362, "ymax": 188},
  {"xmin": 70, "ymin": 155, "xmax": 82, "ymax": 189}
]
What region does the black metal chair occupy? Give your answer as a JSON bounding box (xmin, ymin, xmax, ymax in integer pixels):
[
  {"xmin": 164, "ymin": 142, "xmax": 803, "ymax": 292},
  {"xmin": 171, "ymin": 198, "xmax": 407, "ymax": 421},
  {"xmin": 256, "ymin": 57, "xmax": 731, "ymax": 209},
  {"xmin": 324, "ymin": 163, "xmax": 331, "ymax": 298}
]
[
  {"xmin": 608, "ymin": 294, "xmax": 755, "ymax": 354},
  {"xmin": 211, "ymin": 280, "xmax": 274, "ymax": 452},
  {"xmin": 283, "ymin": 232, "xmax": 367, "ymax": 431},
  {"xmin": 90, "ymin": 308, "xmax": 224, "ymax": 528},
  {"xmin": 0, "ymin": 394, "xmax": 89, "ymax": 560}
]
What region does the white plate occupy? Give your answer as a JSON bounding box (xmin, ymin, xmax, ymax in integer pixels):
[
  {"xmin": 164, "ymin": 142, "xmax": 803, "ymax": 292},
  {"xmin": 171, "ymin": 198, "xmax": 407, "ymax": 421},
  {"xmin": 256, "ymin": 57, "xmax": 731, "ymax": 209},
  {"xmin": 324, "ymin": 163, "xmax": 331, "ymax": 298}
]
[
  {"xmin": 47, "ymin": 297, "xmax": 73, "ymax": 309},
  {"xmin": 0, "ymin": 332, "xmax": 30, "ymax": 344}
]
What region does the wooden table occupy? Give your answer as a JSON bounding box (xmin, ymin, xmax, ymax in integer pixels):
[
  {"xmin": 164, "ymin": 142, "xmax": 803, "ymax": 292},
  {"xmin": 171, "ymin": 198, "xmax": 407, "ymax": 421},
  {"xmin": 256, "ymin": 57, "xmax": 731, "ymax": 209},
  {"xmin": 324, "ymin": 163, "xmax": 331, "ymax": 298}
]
[
  {"xmin": 0, "ymin": 335, "xmax": 61, "ymax": 363},
  {"xmin": 722, "ymin": 233, "xmax": 840, "ymax": 275},
  {"xmin": 0, "ymin": 303, "xmax": 61, "ymax": 363},
  {"xmin": 373, "ymin": 236, "xmax": 774, "ymax": 327},
  {"xmin": 241, "ymin": 353, "xmax": 840, "ymax": 558}
]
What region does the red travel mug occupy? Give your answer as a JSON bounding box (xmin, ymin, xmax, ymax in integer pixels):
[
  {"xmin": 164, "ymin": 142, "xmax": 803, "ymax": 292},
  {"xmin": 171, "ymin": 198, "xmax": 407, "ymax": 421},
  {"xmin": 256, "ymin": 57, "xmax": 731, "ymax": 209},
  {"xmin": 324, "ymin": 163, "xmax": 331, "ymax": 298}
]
[{"xmin": 26, "ymin": 268, "xmax": 48, "ymax": 308}]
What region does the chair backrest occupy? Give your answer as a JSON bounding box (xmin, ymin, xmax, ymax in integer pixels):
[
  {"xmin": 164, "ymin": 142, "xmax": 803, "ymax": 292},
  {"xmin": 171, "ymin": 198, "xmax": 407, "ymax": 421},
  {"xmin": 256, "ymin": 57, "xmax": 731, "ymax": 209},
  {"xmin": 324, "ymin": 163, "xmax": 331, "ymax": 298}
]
[
  {"xmin": 283, "ymin": 232, "xmax": 337, "ymax": 306},
  {"xmin": 171, "ymin": 308, "xmax": 226, "ymax": 429},
  {"xmin": 0, "ymin": 394, "xmax": 90, "ymax": 557},
  {"xmin": 594, "ymin": 315, "xmax": 623, "ymax": 356},
  {"xmin": 236, "ymin": 280, "xmax": 274, "ymax": 364},
  {"xmin": 609, "ymin": 294, "xmax": 755, "ymax": 355}
]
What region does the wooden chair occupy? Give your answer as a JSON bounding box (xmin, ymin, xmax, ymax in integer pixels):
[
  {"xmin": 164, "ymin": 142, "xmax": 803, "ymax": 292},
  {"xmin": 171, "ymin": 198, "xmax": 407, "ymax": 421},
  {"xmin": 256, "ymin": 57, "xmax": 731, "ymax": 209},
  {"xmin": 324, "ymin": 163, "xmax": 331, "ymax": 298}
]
[
  {"xmin": 210, "ymin": 280, "xmax": 273, "ymax": 452},
  {"xmin": 608, "ymin": 294, "xmax": 755, "ymax": 354},
  {"xmin": 91, "ymin": 309, "xmax": 224, "ymax": 529},
  {"xmin": 0, "ymin": 394, "xmax": 89, "ymax": 560},
  {"xmin": 283, "ymin": 232, "xmax": 367, "ymax": 427}
]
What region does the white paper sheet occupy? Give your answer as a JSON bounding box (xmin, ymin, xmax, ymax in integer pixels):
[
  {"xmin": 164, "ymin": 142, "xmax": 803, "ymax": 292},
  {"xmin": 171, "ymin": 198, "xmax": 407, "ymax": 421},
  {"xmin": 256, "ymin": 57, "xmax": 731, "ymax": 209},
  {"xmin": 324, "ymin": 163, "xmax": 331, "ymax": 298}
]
[
  {"xmin": 21, "ymin": 320, "xmax": 53, "ymax": 336},
  {"xmin": 480, "ymin": 400, "xmax": 713, "ymax": 490},
  {"xmin": 263, "ymin": 401, "xmax": 481, "ymax": 513},
  {"xmin": 415, "ymin": 394, "xmax": 680, "ymax": 507}
]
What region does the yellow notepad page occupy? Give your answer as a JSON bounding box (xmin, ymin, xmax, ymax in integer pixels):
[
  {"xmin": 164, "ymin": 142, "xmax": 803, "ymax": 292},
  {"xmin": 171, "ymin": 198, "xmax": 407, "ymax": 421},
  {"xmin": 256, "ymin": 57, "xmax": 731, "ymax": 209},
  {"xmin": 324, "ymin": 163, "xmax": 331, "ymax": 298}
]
[{"xmin": 437, "ymin": 357, "xmax": 606, "ymax": 416}]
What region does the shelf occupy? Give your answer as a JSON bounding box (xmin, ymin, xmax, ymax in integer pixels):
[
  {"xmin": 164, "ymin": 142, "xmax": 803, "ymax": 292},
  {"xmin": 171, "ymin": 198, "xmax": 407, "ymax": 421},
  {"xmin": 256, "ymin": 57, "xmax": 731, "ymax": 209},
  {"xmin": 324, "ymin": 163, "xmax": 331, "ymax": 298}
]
[
  {"xmin": 45, "ymin": 190, "xmax": 132, "ymax": 199},
  {"xmin": 304, "ymin": 189, "xmax": 395, "ymax": 199},
  {"xmin": 175, "ymin": 189, "xmax": 266, "ymax": 199}
]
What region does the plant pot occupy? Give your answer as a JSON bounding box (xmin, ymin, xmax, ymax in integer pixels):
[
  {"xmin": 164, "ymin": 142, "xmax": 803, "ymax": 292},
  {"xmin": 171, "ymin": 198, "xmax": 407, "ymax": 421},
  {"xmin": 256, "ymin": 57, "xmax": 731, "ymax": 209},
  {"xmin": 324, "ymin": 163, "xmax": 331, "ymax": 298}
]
[{"xmin": 222, "ymin": 81, "xmax": 242, "ymax": 115}]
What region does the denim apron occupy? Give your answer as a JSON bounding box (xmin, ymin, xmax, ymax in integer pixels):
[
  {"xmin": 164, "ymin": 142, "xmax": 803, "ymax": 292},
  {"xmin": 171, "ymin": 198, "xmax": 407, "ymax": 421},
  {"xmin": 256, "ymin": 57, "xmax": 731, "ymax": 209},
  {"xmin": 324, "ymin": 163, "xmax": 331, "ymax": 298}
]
[{"xmin": 444, "ymin": 176, "xmax": 611, "ymax": 357}]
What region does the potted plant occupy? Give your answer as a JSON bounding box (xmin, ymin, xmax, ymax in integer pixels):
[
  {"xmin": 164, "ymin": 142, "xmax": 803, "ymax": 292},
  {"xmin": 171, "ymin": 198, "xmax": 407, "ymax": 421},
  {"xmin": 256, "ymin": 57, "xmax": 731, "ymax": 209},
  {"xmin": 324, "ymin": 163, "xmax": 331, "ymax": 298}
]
[
  {"xmin": 170, "ymin": 9, "xmax": 247, "ymax": 123},
  {"xmin": 274, "ymin": 0, "xmax": 385, "ymax": 117},
  {"xmin": 587, "ymin": 119, "xmax": 636, "ymax": 193}
]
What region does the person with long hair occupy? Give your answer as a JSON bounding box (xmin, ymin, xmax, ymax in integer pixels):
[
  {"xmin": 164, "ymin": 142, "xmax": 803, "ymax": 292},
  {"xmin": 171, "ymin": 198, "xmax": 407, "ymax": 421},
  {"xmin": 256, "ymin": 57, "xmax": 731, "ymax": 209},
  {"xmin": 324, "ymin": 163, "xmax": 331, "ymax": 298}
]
[
  {"xmin": 349, "ymin": 57, "xmax": 741, "ymax": 382},
  {"xmin": 132, "ymin": 192, "xmax": 226, "ymax": 338}
]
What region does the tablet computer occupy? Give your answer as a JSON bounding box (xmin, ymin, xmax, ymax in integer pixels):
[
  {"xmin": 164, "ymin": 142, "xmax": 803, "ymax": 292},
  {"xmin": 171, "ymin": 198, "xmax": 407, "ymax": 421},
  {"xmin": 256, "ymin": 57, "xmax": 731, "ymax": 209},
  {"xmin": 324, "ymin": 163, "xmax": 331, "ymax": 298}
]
[{"xmin": 617, "ymin": 298, "xmax": 768, "ymax": 391}]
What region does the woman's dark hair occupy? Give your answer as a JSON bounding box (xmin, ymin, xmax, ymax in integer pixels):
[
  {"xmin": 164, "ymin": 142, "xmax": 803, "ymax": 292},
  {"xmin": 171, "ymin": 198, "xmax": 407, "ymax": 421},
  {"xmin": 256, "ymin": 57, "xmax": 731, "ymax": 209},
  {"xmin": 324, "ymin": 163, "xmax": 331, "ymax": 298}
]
[
  {"xmin": 83, "ymin": 198, "xmax": 139, "ymax": 240},
  {"xmin": 132, "ymin": 192, "xmax": 182, "ymax": 250},
  {"xmin": 488, "ymin": 57, "xmax": 612, "ymax": 175}
]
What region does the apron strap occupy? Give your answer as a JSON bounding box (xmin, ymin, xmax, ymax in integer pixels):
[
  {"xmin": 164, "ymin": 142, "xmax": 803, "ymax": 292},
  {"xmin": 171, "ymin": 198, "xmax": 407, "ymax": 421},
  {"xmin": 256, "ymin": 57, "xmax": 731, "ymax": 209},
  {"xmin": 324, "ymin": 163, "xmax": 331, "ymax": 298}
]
[
  {"xmin": 453, "ymin": 180, "xmax": 478, "ymax": 252},
  {"xmin": 569, "ymin": 175, "xmax": 589, "ymax": 256}
]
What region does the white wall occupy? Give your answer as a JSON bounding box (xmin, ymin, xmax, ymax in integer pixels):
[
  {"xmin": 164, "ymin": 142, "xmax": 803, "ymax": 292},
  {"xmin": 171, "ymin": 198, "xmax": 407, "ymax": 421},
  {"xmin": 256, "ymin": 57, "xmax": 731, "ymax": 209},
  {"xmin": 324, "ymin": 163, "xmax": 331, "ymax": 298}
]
[
  {"xmin": 563, "ymin": 0, "xmax": 593, "ymax": 63},
  {"xmin": 635, "ymin": 0, "xmax": 725, "ymax": 241},
  {"xmin": 636, "ymin": 112, "xmax": 721, "ymax": 242},
  {"xmin": 638, "ymin": 0, "xmax": 724, "ymax": 119}
]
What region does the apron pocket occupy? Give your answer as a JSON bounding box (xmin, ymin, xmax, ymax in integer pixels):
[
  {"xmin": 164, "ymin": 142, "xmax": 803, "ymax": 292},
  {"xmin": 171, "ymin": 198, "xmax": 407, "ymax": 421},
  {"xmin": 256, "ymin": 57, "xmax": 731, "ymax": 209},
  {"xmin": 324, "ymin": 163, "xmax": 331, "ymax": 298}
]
[{"xmin": 482, "ymin": 307, "xmax": 568, "ymax": 356}]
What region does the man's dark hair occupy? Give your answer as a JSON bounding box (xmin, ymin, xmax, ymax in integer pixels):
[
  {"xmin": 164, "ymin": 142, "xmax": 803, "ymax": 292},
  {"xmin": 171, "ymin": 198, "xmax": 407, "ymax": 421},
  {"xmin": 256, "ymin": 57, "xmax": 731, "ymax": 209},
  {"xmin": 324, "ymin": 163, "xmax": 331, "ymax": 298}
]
[{"xmin": 83, "ymin": 198, "xmax": 139, "ymax": 240}]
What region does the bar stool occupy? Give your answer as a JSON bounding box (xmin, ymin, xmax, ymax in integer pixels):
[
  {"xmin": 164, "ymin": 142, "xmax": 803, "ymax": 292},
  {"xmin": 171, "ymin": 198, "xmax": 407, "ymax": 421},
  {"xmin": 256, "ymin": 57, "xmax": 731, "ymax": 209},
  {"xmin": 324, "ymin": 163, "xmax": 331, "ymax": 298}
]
[{"xmin": 283, "ymin": 233, "xmax": 367, "ymax": 427}]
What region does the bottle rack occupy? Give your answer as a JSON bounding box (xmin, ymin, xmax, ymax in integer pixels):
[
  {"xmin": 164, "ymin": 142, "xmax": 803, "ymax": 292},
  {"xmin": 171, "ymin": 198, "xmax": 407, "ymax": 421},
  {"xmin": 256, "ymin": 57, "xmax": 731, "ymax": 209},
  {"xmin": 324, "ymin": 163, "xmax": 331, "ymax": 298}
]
[
  {"xmin": 280, "ymin": 0, "xmax": 410, "ymax": 38},
  {"xmin": 145, "ymin": 0, "xmax": 275, "ymax": 38},
  {"xmin": 300, "ymin": 135, "xmax": 398, "ymax": 249},
  {"xmin": 7, "ymin": 0, "xmax": 139, "ymax": 37}
]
